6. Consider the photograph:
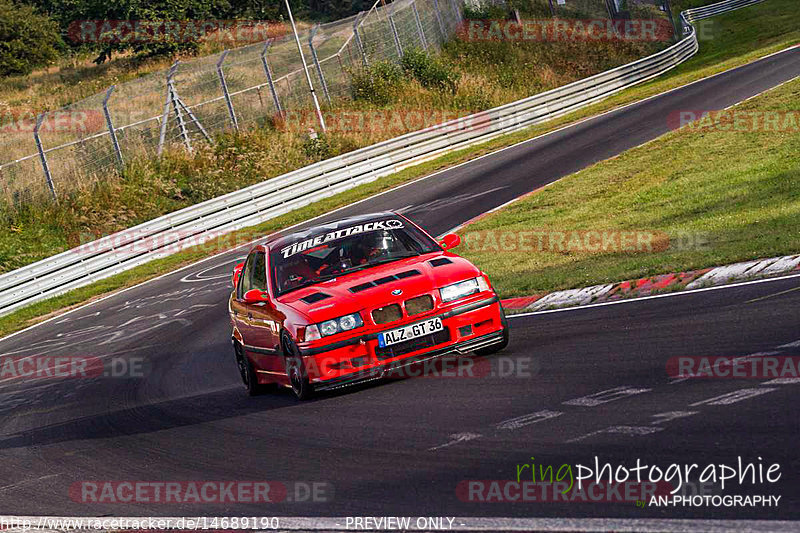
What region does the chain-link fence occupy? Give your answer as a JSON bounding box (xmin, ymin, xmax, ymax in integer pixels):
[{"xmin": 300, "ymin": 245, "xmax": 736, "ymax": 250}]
[
  {"xmin": 0, "ymin": 0, "xmax": 465, "ymax": 206},
  {"xmin": 0, "ymin": 0, "xmax": 675, "ymax": 207}
]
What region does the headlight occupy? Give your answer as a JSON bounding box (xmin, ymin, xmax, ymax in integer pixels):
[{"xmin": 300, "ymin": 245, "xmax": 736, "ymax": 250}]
[
  {"xmin": 308, "ymin": 312, "xmax": 364, "ymax": 339},
  {"xmin": 439, "ymin": 277, "xmax": 490, "ymax": 303},
  {"xmin": 320, "ymin": 320, "xmax": 339, "ymax": 336}
]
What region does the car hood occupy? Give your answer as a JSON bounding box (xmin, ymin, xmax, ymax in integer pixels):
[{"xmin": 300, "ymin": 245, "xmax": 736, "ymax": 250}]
[{"xmin": 277, "ymin": 252, "xmax": 481, "ymax": 323}]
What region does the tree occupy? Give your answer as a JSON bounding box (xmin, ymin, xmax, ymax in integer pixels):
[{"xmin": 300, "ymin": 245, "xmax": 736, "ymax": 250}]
[{"xmin": 0, "ymin": 0, "xmax": 63, "ymax": 76}]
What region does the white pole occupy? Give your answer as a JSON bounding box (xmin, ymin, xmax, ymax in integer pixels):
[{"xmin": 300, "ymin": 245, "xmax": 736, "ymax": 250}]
[{"xmin": 285, "ymin": 0, "xmax": 326, "ymax": 133}]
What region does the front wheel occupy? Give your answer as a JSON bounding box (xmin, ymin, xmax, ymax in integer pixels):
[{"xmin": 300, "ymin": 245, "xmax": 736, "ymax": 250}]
[{"xmin": 282, "ymin": 333, "xmax": 314, "ymax": 401}]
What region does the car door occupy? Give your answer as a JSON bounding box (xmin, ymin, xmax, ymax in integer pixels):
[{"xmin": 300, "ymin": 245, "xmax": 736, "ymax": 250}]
[
  {"xmin": 231, "ymin": 252, "xmax": 257, "ymax": 344},
  {"xmin": 243, "ymin": 250, "xmax": 284, "ymax": 378}
]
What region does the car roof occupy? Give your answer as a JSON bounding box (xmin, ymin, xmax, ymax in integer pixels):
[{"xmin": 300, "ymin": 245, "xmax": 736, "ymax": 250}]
[{"xmin": 264, "ymin": 211, "xmax": 402, "ymax": 251}]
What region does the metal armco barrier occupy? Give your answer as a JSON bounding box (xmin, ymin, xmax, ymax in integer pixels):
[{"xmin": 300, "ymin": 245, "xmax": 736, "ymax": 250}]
[{"xmin": 0, "ymin": 0, "xmax": 769, "ymax": 317}]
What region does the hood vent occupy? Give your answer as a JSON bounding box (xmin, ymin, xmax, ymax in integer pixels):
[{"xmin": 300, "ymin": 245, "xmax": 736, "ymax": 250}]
[
  {"xmin": 300, "ymin": 292, "xmax": 332, "ymax": 304},
  {"xmin": 349, "ymin": 269, "xmax": 421, "ymax": 293},
  {"xmin": 349, "ymin": 282, "xmax": 374, "ymax": 293},
  {"xmin": 429, "ymin": 257, "xmax": 453, "ymax": 267}
]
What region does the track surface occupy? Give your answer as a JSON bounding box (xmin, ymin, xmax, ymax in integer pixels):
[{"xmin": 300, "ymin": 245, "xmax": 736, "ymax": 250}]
[{"xmin": 0, "ymin": 46, "xmax": 798, "ymax": 519}]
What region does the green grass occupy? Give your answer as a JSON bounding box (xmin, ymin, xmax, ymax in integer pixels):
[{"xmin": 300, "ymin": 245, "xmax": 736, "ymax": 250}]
[
  {"xmin": 0, "ymin": 0, "xmax": 797, "ymax": 337},
  {"xmin": 454, "ymin": 75, "xmax": 800, "ymax": 296}
]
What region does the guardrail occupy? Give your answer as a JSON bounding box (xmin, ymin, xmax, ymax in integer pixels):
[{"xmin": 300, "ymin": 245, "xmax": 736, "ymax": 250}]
[{"xmin": 0, "ymin": 0, "xmax": 768, "ymax": 317}]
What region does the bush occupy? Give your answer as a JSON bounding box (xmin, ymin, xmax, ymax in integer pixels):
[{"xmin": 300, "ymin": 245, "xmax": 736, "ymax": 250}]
[
  {"xmin": 401, "ymin": 48, "xmax": 460, "ymax": 94},
  {"xmin": 350, "ymin": 60, "xmax": 404, "ymax": 106},
  {"xmin": 0, "ymin": 0, "xmax": 62, "ymax": 76},
  {"xmin": 462, "ymin": 2, "xmax": 512, "ymax": 19}
]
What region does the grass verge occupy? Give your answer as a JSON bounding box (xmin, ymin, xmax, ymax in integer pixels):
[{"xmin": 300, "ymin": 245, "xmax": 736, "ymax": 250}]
[
  {"xmin": 454, "ymin": 75, "xmax": 800, "ymax": 296},
  {"xmin": 0, "ymin": 0, "xmax": 797, "ymax": 338}
]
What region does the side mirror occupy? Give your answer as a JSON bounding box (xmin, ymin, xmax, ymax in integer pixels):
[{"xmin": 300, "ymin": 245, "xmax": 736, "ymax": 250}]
[
  {"xmin": 232, "ymin": 262, "xmax": 244, "ymax": 288},
  {"xmin": 243, "ymin": 289, "xmax": 269, "ymax": 304},
  {"xmin": 439, "ymin": 233, "xmax": 461, "ymax": 250}
]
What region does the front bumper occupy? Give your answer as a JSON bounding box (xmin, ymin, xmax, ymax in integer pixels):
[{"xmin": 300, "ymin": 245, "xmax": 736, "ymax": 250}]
[
  {"xmin": 314, "ymin": 329, "xmax": 507, "ymax": 392},
  {"xmin": 301, "ymin": 296, "xmax": 506, "ymax": 392}
]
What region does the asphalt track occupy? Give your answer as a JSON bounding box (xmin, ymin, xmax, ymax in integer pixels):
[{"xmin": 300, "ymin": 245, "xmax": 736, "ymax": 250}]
[{"xmin": 0, "ymin": 45, "xmax": 798, "ymax": 521}]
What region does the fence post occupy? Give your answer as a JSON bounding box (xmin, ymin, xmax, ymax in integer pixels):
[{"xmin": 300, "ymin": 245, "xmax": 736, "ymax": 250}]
[
  {"xmin": 387, "ymin": 2, "xmax": 403, "ymax": 59},
  {"xmin": 216, "ymin": 50, "xmax": 239, "ymax": 131},
  {"xmin": 261, "ymin": 40, "xmax": 283, "ymax": 116},
  {"xmin": 353, "ymin": 12, "xmax": 369, "ymax": 68},
  {"xmin": 309, "ymin": 25, "xmax": 331, "ymax": 105},
  {"xmin": 33, "ymin": 113, "xmax": 56, "ymax": 201},
  {"xmin": 412, "ymin": 1, "xmax": 428, "ymax": 50},
  {"xmin": 102, "ymin": 86, "xmax": 124, "ymax": 169},
  {"xmin": 157, "ymin": 62, "xmax": 179, "ymax": 157},
  {"xmin": 168, "ymin": 72, "xmax": 192, "ymax": 152},
  {"xmin": 662, "ymin": 0, "xmax": 678, "ymax": 40},
  {"xmin": 432, "ymin": 0, "xmax": 447, "ymax": 41},
  {"xmin": 177, "ymin": 99, "xmax": 212, "ymax": 144},
  {"xmin": 284, "ymin": 0, "xmax": 326, "ymax": 133},
  {"xmin": 449, "ymin": 0, "xmax": 462, "ymax": 22}
]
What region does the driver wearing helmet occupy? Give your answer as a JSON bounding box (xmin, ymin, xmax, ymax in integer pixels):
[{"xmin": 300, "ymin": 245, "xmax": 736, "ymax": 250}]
[{"xmin": 352, "ymin": 230, "xmax": 398, "ymax": 264}]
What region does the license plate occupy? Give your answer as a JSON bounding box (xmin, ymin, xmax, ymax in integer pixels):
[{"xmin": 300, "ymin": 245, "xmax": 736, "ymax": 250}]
[{"xmin": 378, "ymin": 317, "xmax": 443, "ymax": 347}]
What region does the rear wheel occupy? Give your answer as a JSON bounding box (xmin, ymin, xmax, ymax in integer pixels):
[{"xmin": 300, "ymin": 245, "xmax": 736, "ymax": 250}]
[
  {"xmin": 234, "ymin": 341, "xmax": 263, "ymax": 396},
  {"xmin": 282, "ymin": 333, "xmax": 314, "ymax": 401}
]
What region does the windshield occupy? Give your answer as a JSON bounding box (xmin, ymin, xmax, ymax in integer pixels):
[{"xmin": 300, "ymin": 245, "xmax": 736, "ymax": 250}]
[{"xmin": 271, "ymin": 218, "xmax": 439, "ymax": 295}]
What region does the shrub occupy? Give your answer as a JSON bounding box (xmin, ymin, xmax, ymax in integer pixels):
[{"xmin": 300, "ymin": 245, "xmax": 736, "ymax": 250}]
[
  {"xmin": 0, "ymin": 0, "xmax": 62, "ymax": 76},
  {"xmin": 350, "ymin": 60, "xmax": 404, "ymax": 106},
  {"xmin": 302, "ymin": 132, "xmax": 333, "ymax": 159},
  {"xmin": 401, "ymin": 48, "xmax": 460, "ymax": 94}
]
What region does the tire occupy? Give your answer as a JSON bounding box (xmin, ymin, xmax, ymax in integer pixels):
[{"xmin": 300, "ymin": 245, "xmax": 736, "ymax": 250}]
[
  {"xmin": 282, "ymin": 332, "xmax": 314, "ymax": 401},
  {"xmin": 474, "ymin": 306, "xmax": 510, "ymax": 356},
  {"xmin": 234, "ymin": 341, "xmax": 263, "ymax": 396}
]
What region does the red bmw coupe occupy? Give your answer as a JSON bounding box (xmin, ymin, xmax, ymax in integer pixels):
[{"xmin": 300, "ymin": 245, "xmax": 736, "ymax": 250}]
[{"xmin": 229, "ymin": 212, "xmax": 509, "ymax": 399}]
